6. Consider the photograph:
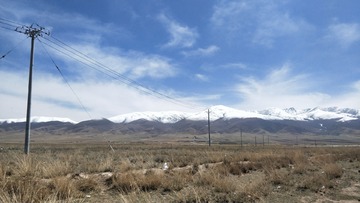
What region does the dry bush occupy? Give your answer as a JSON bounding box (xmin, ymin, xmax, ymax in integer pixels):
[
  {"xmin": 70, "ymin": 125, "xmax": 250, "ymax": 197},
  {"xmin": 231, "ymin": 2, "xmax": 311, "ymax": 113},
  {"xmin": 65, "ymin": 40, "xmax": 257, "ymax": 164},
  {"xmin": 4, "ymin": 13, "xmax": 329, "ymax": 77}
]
[
  {"xmin": 0, "ymin": 177, "xmax": 54, "ymax": 203},
  {"xmin": 322, "ymin": 163, "xmax": 343, "ymax": 179},
  {"xmin": 214, "ymin": 163, "xmax": 229, "ymax": 176},
  {"xmin": 213, "ymin": 176, "xmax": 236, "ymax": 193},
  {"xmin": 298, "ymin": 172, "xmax": 333, "ymax": 192},
  {"xmin": 292, "ymin": 161, "xmax": 308, "ymax": 175},
  {"xmin": 162, "ymin": 171, "xmax": 187, "ymax": 191},
  {"xmin": 76, "ymin": 177, "xmax": 98, "ymax": 193},
  {"xmin": 0, "ymin": 159, "xmax": 8, "ymax": 181},
  {"xmin": 190, "ymin": 162, "xmax": 199, "ymax": 175},
  {"xmin": 174, "ymin": 186, "xmax": 210, "ymax": 203},
  {"xmin": 118, "ymin": 159, "xmax": 134, "ymax": 172},
  {"xmin": 108, "ymin": 172, "xmax": 137, "ymax": 193},
  {"xmin": 232, "ymin": 176, "xmax": 270, "ymax": 202},
  {"xmin": 267, "ymin": 168, "xmax": 290, "ymax": 185},
  {"xmin": 193, "ymin": 169, "xmax": 215, "ymax": 187},
  {"xmin": 137, "ymin": 170, "xmax": 162, "ymax": 191},
  {"xmin": 39, "ymin": 157, "xmax": 71, "ymax": 178},
  {"xmin": 229, "ymin": 162, "xmax": 243, "ymax": 175},
  {"xmin": 51, "ymin": 177, "xmax": 83, "ymax": 200},
  {"xmin": 13, "ymin": 155, "xmax": 40, "ymax": 177}
]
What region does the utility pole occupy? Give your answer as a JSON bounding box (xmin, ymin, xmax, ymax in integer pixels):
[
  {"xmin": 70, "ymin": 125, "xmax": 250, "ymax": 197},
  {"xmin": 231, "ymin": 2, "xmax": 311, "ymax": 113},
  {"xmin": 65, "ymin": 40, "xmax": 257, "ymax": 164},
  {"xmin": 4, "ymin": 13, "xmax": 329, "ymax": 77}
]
[
  {"xmin": 240, "ymin": 128, "xmax": 242, "ymax": 148},
  {"xmin": 268, "ymin": 135, "xmax": 269, "ymax": 146},
  {"xmin": 15, "ymin": 24, "xmax": 50, "ymax": 154},
  {"xmin": 255, "ymin": 136, "xmax": 257, "ymax": 147},
  {"xmin": 263, "ymin": 135, "xmax": 264, "ymax": 147},
  {"xmin": 208, "ymin": 109, "xmax": 211, "ymax": 146}
]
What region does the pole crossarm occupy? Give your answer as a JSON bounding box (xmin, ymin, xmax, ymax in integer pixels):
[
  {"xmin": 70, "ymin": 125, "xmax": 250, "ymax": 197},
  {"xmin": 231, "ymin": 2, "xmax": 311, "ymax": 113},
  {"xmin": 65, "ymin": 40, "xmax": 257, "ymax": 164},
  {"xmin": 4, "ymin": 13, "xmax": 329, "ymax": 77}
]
[{"xmin": 15, "ymin": 23, "xmax": 50, "ymax": 38}]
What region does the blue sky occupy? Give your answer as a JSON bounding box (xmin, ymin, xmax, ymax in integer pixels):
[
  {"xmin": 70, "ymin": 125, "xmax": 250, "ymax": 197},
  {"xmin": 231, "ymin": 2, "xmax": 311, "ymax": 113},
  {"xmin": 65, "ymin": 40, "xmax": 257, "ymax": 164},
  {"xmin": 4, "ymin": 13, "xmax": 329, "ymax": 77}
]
[{"xmin": 0, "ymin": 0, "xmax": 359, "ymax": 122}]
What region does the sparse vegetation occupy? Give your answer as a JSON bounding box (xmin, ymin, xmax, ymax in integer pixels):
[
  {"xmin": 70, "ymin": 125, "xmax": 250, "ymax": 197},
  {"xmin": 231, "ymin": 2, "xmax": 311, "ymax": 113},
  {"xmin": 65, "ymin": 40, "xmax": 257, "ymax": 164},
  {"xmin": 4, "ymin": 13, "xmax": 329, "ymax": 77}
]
[{"xmin": 0, "ymin": 143, "xmax": 359, "ymax": 202}]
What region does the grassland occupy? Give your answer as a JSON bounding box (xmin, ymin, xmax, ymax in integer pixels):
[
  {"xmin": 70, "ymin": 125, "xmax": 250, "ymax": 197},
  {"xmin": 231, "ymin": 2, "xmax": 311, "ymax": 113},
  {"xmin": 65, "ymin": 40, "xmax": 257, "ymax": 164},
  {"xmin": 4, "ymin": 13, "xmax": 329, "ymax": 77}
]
[{"xmin": 0, "ymin": 143, "xmax": 359, "ymax": 202}]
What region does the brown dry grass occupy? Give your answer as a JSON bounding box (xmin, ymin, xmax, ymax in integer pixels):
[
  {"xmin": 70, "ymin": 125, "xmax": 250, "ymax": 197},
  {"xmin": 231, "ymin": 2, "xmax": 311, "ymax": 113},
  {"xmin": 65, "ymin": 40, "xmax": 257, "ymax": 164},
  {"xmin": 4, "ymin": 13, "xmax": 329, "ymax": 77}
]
[{"xmin": 0, "ymin": 143, "xmax": 359, "ymax": 202}]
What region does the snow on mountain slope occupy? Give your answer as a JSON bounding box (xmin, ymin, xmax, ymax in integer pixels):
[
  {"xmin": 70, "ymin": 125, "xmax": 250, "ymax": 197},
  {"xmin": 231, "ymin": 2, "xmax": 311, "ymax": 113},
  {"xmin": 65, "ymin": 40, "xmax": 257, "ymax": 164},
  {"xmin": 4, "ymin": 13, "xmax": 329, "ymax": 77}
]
[
  {"xmin": 108, "ymin": 111, "xmax": 192, "ymax": 123},
  {"xmin": 1, "ymin": 106, "xmax": 358, "ymax": 125},
  {"xmin": 256, "ymin": 107, "xmax": 359, "ymax": 122},
  {"xmin": 186, "ymin": 105, "xmax": 279, "ymax": 121},
  {"xmin": 109, "ymin": 105, "xmax": 359, "ymax": 123},
  {"xmin": 0, "ymin": 116, "xmax": 78, "ymax": 124}
]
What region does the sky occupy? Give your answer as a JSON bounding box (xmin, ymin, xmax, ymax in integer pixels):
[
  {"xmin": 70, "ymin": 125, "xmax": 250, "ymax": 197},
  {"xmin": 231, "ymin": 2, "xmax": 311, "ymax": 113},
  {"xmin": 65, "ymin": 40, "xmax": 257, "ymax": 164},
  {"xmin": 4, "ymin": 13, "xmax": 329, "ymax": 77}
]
[{"xmin": 0, "ymin": 0, "xmax": 359, "ymax": 122}]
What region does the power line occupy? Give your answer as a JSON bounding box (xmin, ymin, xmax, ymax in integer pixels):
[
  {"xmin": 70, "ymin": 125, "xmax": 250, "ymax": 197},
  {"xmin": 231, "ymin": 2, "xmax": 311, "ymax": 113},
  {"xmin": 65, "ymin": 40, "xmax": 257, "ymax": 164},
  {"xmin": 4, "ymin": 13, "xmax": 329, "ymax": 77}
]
[
  {"xmin": 0, "ymin": 18, "xmax": 206, "ymax": 110},
  {"xmin": 40, "ymin": 36, "xmax": 205, "ymax": 110},
  {"xmin": 38, "ymin": 38, "xmax": 115, "ymax": 152},
  {"xmin": 0, "ymin": 36, "xmax": 29, "ymax": 59},
  {"xmin": 0, "ymin": 17, "xmax": 24, "ymax": 27},
  {"xmin": 0, "ymin": 21, "xmax": 18, "ymax": 28},
  {"xmin": 44, "ymin": 36, "xmax": 205, "ymax": 109}
]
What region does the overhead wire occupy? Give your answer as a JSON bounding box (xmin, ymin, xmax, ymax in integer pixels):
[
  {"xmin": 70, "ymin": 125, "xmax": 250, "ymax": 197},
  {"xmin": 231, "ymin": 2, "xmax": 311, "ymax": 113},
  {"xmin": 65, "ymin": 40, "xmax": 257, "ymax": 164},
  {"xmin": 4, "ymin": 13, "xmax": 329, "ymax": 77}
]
[
  {"xmin": 0, "ymin": 17, "xmax": 24, "ymax": 27},
  {"xmin": 41, "ymin": 36, "xmax": 206, "ymax": 110},
  {"xmin": 0, "ymin": 17, "xmax": 207, "ymax": 110},
  {"xmin": 44, "ymin": 36, "xmax": 205, "ymax": 109},
  {"xmin": 38, "ymin": 38, "xmax": 115, "ymax": 152},
  {"xmin": 0, "ymin": 36, "xmax": 29, "ymax": 59}
]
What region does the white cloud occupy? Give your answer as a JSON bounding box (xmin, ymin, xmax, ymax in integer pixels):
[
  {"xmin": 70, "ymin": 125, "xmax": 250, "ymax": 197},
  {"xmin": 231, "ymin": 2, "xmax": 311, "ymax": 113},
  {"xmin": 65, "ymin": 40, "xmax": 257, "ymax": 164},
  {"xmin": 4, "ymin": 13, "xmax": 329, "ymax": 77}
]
[
  {"xmin": 211, "ymin": 0, "xmax": 312, "ymax": 47},
  {"xmin": 220, "ymin": 63, "xmax": 247, "ymax": 69},
  {"xmin": 158, "ymin": 13, "xmax": 199, "ymax": 48},
  {"xmin": 182, "ymin": 45, "xmax": 219, "ymax": 57},
  {"xmin": 211, "ymin": 1, "xmax": 249, "ymax": 28},
  {"xmin": 0, "ymin": 70, "xmax": 201, "ymax": 121},
  {"xmin": 322, "ymin": 80, "xmax": 360, "ymax": 109},
  {"xmin": 253, "ymin": 12, "xmax": 308, "ymax": 47},
  {"xmin": 39, "ymin": 35, "xmax": 178, "ymax": 80},
  {"xmin": 327, "ymin": 23, "xmax": 360, "ymax": 48},
  {"xmin": 235, "ymin": 64, "xmax": 331, "ymax": 110},
  {"xmin": 195, "ymin": 74, "xmax": 209, "ymax": 81}
]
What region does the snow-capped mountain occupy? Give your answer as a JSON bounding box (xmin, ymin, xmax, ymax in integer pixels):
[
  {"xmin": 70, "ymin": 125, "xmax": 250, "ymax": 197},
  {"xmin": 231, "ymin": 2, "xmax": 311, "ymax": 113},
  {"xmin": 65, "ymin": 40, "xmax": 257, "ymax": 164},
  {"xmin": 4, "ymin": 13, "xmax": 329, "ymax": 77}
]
[
  {"xmin": 108, "ymin": 105, "xmax": 360, "ymax": 124},
  {"xmin": 0, "ymin": 116, "xmax": 78, "ymax": 124},
  {"xmin": 257, "ymin": 107, "xmax": 359, "ymax": 122},
  {"xmin": 1, "ymin": 105, "xmax": 359, "ymax": 125},
  {"xmin": 108, "ymin": 111, "xmax": 192, "ymax": 123}
]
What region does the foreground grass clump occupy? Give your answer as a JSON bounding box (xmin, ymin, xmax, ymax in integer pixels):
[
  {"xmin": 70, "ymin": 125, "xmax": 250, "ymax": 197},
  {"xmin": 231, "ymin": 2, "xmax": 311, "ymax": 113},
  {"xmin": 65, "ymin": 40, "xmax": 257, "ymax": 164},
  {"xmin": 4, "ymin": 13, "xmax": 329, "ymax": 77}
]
[{"xmin": 0, "ymin": 143, "xmax": 359, "ymax": 202}]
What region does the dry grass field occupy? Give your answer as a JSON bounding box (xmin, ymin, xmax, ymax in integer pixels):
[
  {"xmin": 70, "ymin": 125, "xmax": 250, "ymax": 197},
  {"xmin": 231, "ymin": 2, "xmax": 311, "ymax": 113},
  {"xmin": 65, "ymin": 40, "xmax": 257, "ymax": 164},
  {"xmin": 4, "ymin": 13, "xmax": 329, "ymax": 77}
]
[{"xmin": 0, "ymin": 143, "xmax": 359, "ymax": 202}]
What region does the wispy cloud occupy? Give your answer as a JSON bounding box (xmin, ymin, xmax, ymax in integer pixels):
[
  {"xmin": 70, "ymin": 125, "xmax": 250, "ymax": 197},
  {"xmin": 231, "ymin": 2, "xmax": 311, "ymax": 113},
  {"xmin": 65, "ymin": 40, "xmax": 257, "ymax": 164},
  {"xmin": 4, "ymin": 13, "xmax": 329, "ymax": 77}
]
[
  {"xmin": 220, "ymin": 63, "xmax": 247, "ymax": 69},
  {"xmin": 44, "ymin": 41, "xmax": 178, "ymax": 79},
  {"xmin": 211, "ymin": 0, "xmax": 312, "ymax": 47},
  {"xmin": 326, "ymin": 23, "xmax": 360, "ymax": 48},
  {"xmin": 158, "ymin": 13, "xmax": 199, "ymax": 48},
  {"xmin": 0, "ymin": 70, "xmax": 201, "ymax": 121},
  {"xmin": 195, "ymin": 74, "xmax": 209, "ymax": 81},
  {"xmin": 235, "ymin": 64, "xmax": 330, "ymax": 110},
  {"xmin": 181, "ymin": 45, "xmax": 219, "ymax": 57}
]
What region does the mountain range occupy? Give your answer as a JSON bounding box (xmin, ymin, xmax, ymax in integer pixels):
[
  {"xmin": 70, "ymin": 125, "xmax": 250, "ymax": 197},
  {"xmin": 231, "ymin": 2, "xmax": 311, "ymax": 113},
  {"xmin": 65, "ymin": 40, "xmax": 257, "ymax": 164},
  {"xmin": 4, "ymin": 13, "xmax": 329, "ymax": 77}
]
[{"xmin": 1, "ymin": 105, "xmax": 359, "ymax": 138}]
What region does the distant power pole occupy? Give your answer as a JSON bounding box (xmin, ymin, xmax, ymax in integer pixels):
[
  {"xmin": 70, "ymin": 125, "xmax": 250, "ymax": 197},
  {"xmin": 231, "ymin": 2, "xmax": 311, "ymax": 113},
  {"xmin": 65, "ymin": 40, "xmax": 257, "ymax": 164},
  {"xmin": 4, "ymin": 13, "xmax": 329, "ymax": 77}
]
[
  {"xmin": 263, "ymin": 135, "xmax": 264, "ymax": 147},
  {"xmin": 255, "ymin": 136, "xmax": 257, "ymax": 147},
  {"xmin": 268, "ymin": 135, "xmax": 269, "ymax": 146},
  {"xmin": 15, "ymin": 24, "xmax": 50, "ymax": 154},
  {"xmin": 208, "ymin": 109, "xmax": 211, "ymax": 147},
  {"xmin": 240, "ymin": 128, "xmax": 243, "ymax": 148}
]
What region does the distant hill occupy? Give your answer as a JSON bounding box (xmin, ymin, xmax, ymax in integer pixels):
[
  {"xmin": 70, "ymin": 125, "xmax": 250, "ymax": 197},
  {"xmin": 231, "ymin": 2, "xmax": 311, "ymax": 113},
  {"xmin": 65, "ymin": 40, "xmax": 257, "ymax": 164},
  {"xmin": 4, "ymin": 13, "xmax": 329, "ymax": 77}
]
[{"xmin": 1, "ymin": 105, "xmax": 359, "ymax": 139}]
